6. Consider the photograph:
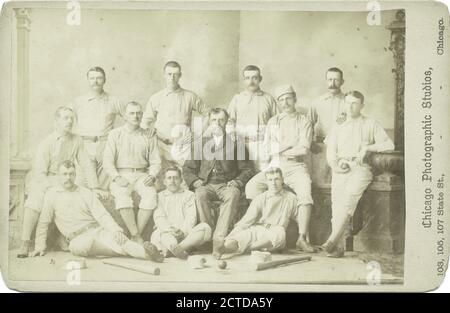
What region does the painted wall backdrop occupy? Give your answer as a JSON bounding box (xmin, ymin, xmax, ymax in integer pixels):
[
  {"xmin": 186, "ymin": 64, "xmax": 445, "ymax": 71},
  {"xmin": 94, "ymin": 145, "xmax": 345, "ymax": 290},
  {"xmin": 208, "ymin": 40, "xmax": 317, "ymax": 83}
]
[{"xmin": 25, "ymin": 9, "xmax": 397, "ymax": 155}]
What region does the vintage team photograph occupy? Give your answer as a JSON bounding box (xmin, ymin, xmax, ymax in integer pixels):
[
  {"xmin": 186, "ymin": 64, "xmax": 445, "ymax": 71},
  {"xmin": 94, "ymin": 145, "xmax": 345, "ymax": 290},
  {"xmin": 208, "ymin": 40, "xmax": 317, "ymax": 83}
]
[{"xmin": 4, "ymin": 3, "xmax": 407, "ymax": 288}]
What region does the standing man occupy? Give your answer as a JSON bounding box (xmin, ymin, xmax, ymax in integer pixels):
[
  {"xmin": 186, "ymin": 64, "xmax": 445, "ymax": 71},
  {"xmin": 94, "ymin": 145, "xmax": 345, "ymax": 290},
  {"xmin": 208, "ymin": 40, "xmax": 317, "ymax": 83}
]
[
  {"xmin": 141, "ymin": 61, "xmax": 208, "ymax": 169},
  {"xmin": 322, "ymin": 91, "xmax": 394, "ymax": 257},
  {"xmin": 18, "ymin": 107, "xmax": 103, "ymax": 258},
  {"xmin": 245, "ymin": 85, "xmax": 316, "ymax": 252},
  {"xmin": 151, "ymin": 167, "xmax": 212, "ymax": 259},
  {"xmin": 31, "ymin": 160, "xmax": 163, "ymax": 263},
  {"xmin": 71, "ymin": 66, "xmax": 126, "ymax": 190},
  {"xmin": 307, "ymin": 67, "xmax": 346, "ymax": 185},
  {"xmin": 103, "ymin": 101, "xmax": 162, "ymax": 244},
  {"xmin": 183, "ymin": 108, "xmax": 254, "ymax": 259},
  {"xmin": 227, "ymin": 65, "xmax": 278, "ymax": 171},
  {"xmin": 223, "ymin": 168, "xmax": 304, "ymax": 257}
]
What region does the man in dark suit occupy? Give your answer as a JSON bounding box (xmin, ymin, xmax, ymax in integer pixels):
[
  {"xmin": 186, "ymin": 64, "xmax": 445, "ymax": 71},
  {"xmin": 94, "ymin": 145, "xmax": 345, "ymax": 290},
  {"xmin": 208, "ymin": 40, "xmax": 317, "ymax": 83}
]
[{"xmin": 183, "ymin": 108, "xmax": 254, "ymax": 259}]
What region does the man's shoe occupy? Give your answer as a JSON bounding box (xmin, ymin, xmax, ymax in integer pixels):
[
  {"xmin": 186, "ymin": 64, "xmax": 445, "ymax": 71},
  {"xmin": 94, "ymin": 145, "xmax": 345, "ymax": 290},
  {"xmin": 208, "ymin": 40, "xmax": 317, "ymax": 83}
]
[
  {"xmin": 296, "ymin": 238, "xmax": 317, "ymax": 253},
  {"xmin": 212, "ymin": 240, "xmax": 225, "ymax": 260},
  {"xmin": 169, "ymin": 245, "xmax": 189, "ymax": 260},
  {"xmin": 143, "ymin": 241, "xmax": 164, "ymax": 263},
  {"xmin": 326, "ymin": 247, "xmax": 345, "ymax": 258},
  {"xmin": 17, "ymin": 241, "xmax": 32, "ymax": 258}
]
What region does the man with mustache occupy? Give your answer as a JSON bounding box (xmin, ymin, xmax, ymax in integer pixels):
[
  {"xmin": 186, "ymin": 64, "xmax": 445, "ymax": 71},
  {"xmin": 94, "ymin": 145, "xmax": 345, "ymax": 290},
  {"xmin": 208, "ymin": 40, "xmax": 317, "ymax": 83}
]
[
  {"xmin": 141, "ymin": 61, "xmax": 208, "ymax": 171},
  {"xmin": 307, "ymin": 67, "xmax": 346, "ymax": 186},
  {"xmin": 70, "ymin": 67, "xmax": 126, "ymax": 191},
  {"xmin": 245, "ymin": 85, "xmax": 316, "ymax": 252},
  {"xmin": 322, "ymin": 91, "xmax": 394, "ymax": 257},
  {"xmin": 103, "ymin": 102, "xmax": 162, "ymax": 244},
  {"xmin": 151, "ymin": 167, "xmax": 211, "ymax": 259},
  {"xmin": 227, "ymin": 65, "xmax": 278, "ymax": 171},
  {"xmin": 31, "ymin": 160, "xmax": 163, "ymax": 263},
  {"xmin": 17, "ymin": 107, "xmax": 101, "ymax": 258},
  {"xmin": 183, "ymin": 108, "xmax": 254, "ymax": 259}
]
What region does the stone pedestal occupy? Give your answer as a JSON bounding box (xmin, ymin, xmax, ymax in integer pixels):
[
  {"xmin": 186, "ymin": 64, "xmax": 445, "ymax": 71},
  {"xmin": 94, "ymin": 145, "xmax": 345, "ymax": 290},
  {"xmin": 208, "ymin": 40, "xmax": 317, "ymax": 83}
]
[{"xmin": 353, "ymin": 151, "xmax": 405, "ymax": 254}]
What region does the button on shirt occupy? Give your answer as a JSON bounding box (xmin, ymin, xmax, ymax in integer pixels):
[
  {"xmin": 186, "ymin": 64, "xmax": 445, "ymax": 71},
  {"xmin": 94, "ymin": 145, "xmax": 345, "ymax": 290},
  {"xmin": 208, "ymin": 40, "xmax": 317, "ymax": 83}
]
[
  {"xmin": 103, "ymin": 125, "xmax": 162, "ymax": 179},
  {"xmin": 153, "ymin": 189, "xmax": 197, "ymax": 235},
  {"xmin": 308, "ymin": 92, "xmax": 345, "ymax": 139},
  {"xmin": 326, "ymin": 115, "xmax": 395, "ymax": 167},
  {"xmin": 142, "ymin": 87, "xmax": 207, "ymax": 139},
  {"xmin": 264, "ymin": 112, "xmax": 312, "ymax": 159},
  {"xmin": 33, "ymin": 132, "xmax": 98, "ymax": 188},
  {"xmin": 227, "ymin": 90, "xmax": 278, "ymax": 139},
  {"xmin": 235, "ymin": 190, "xmax": 299, "ymax": 230},
  {"xmin": 71, "ymin": 92, "xmax": 125, "ymax": 137},
  {"xmin": 34, "ymin": 186, "xmax": 122, "ymax": 251}
]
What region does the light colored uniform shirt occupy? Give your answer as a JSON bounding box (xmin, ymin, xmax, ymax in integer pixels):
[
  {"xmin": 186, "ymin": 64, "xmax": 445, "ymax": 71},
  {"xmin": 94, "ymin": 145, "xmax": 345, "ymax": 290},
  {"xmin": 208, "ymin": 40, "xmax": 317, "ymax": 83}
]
[
  {"xmin": 236, "ymin": 190, "xmax": 300, "ymax": 230},
  {"xmin": 308, "ymin": 91, "xmax": 345, "ymax": 139},
  {"xmin": 264, "ymin": 112, "xmax": 312, "ymax": 159},
  {"xmin": 326, "ymin": 115, "xmax": 395, "ymax": 167},
  {"xmin": 141, "ymin": 87, "xmax": 207, "ymax": 139},
  {"xmin": 103, "ymin": 125, "xmax": 161, "ymax": 180},
  {"xmin": 33, "ymin": 132, "xmax": 98, "ymax": 188},
  {"xmin": 153, "ymin": 189, "xmax": 197, "ymax": 235},
  {"xmin": 35, "ymin": 186, "xmax": 122, "ymax": 251},
  {"xmin": 71, "ymin": 92, "xmax": 125, "ymax": 137},
  {"xmin": 228, "ymin": 90, "xmax": 278, "ymax": 139}
]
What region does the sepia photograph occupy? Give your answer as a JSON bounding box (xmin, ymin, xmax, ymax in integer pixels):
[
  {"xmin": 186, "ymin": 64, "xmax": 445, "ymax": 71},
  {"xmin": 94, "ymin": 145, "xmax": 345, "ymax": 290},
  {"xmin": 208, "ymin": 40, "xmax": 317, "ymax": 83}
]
[{"xmin": 0, "ymin": 0, "xmax": 447, "ymax": 293}]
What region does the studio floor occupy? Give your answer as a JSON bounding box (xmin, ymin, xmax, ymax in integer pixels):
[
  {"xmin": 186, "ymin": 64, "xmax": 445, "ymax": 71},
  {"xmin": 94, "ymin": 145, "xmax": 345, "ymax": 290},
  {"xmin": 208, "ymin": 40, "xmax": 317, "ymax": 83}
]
[{"xmin": 7, "ymin": 248, "xmax": 404, "ymax": 287}]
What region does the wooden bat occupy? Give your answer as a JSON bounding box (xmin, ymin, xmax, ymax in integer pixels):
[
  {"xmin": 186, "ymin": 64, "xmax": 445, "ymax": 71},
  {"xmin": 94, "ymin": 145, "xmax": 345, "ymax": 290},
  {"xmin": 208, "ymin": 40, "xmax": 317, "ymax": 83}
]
[
  {"xmin": 252, "ymin": 256, "xmax": 312, "ymax": 271},
  {"xmin": 103, "ymin": 259, "xmax": 160, "ymax": 276}
]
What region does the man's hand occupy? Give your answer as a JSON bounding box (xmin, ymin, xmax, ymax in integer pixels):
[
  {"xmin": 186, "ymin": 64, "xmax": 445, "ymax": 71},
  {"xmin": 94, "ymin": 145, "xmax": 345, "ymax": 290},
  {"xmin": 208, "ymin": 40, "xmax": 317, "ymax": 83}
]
[
  {"xmin": 144, "ymin": 128, "xmax": 156, "ymax": 138},
  {"xmin": 227, "ymin": 180, "xmax": 241, "ymax": 189},
  {"xmin": 143, "ymin": 175, "xmax": 156, "ymax": 187},
  {"xmin": 93, "ymin": 189, "xmax": 109, "ymax": 201},
  {"xmin": 30, "ymin": 249, "xmax": 46, "ymax": 257},
  {"xmin": 114, "ymin": 176, "xmax": 129, "ymax": 187},
  {"xmin": 113, "ymin": 231, "xmax": 128, "ymax": 246},
  {"xmin": 192, "ymin": 179, "xmax": 204, "ymax": 190},
  {"xmin": 333, "ymin": 162, "xmax": 350, "ymax": 174},
  {"xmin": 170, "ymin": 228, "xmax": 185, "ymax": 241}
]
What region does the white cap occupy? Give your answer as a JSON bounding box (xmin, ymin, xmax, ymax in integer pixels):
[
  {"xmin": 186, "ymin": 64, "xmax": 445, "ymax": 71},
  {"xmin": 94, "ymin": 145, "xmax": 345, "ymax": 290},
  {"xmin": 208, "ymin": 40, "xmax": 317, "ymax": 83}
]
[{"xmin": 274, "ymin": 84, "xmax": 296, "ymax": 100}]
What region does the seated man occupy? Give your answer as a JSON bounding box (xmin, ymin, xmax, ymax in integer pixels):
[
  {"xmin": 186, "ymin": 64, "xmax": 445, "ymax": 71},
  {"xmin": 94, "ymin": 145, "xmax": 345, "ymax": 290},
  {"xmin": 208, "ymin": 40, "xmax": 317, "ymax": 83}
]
[
  {"xmin": 183, "ymin": 108, "xmax": 254, "ymax": 259},
  {"xmin": 245, "ymin": 85, "xmax": 315, "ymax": 252},
  {"xmin": 151, "ymin": 167, "xmax": 211, "ymax": 259},
  {"xmin": 103, "ymin": 101, "xmax": 161, "ymax": 243},
  {"xmin": 222, "ymin": 167, "xmax": 302, "ymax": 257},
  {"xmin": 322, "ymin": 91, "xmax": 394, "ymax": 257},
  {"xmin": 18, "ymin": 106, "xmax": 105, "ymax": 258},
  {"xmin": 31, "ymin": 160, "xmax": 163, "ymax": 262}
]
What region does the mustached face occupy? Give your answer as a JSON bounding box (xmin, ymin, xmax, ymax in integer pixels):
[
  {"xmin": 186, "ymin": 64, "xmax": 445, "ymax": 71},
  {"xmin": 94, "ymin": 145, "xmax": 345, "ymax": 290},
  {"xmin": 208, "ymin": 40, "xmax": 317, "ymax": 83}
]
[
  {"xmin": 243, "ymin": 70, "xmax": 262, "ymax": 92},
  {"xmin": 326, "ymin": 71, "xmax": 344, "ymax": 92},
  {"xmin": 164, "ymin": 170, "xmax": 182, "ymax": 192},
  {"xmin": 55, "ymin": 110, "xmax": 74, "ymax": 133},
  {"xmin": 87, "ymin": 71, "xmax": 106, "ymax": 92},
  {"xmin": 125, "ymin": 104, "xmax": 143, "ymax": 126},
  {"xmin": 58, "ymin": 166, "xmax": 76, "ymax": 190},
  {"xmin": 277, "ymin": 94, "xmax": 297, "ymax": 113},
  {"xmin": 207, "ymin": 111, "xmax": 228, "ymax": 137}
]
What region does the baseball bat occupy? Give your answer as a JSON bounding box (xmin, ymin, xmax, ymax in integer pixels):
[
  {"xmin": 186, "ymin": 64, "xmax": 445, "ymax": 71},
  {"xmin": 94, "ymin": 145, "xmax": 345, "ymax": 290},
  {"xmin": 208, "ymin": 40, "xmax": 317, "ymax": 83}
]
[
  {"xmin": 103, "ymin": 259, "xmax": 160, "ymax": 276},
  {"xmin": 252, "ymin": 256, "xmax": 312, "ymax": 271}
]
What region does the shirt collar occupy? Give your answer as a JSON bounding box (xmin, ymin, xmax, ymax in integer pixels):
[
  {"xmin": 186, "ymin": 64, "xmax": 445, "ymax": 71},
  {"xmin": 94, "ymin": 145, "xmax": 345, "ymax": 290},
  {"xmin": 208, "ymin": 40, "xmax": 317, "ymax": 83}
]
[
  {"xmin": 121, "ymin": 125, "xmax": 142, "ymax": 133},
  {"xmin": 54, "ymin": 185, "xmax": 79, "ymax": 193},
  {"xmin": 87, "ymin": 91, "xmax": 108, "ymax": 101},
  {"xmin": 322, "ymin": 91, "xmax": 344, "ymax": 100},
  {"xmin": 162, "ymin": 188, "xmax": 184, "ymax": 196},
  {"xmin": 164, "ymin": 87, "xmax": 183, "ymax": 96},
  {"xmin": 242, "ymin": 89, "xmax": 264, "ymax": 97},
  {"xmin": 266, "ymin": 189, "xmax": 285, "ymax": 198},
  {"xmin": 52, "ymin": 131, "xmax": 73, "ymax": 141}
]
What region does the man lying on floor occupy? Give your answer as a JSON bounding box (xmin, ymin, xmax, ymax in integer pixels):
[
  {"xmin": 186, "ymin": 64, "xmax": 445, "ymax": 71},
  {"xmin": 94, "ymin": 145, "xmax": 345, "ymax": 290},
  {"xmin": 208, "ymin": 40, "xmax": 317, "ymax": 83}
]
[
  {"xmin": 30, "ymin": 160, "xmax": 164, "ymax": 263},
  {"xmin": 218, "ymin": 167, "xmax": 303, "ymax": 258}
]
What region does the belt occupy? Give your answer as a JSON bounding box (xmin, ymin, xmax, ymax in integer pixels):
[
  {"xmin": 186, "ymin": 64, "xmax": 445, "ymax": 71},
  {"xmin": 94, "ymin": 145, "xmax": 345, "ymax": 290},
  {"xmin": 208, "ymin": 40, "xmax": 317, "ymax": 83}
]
[
  {"xmin": 67, "ymin": 223, "xmax": 97, "ymax": 241},
  {"xmin": 81, "ymin": 135, "xmax": 108, "ymax": 143},
  {"xmin": 280, "ymin": 155, "xmax": 304, "ymax": 163},
  {"xmin": 117, "ymin": 167, "xmax": 148, "ymax": 173}
]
